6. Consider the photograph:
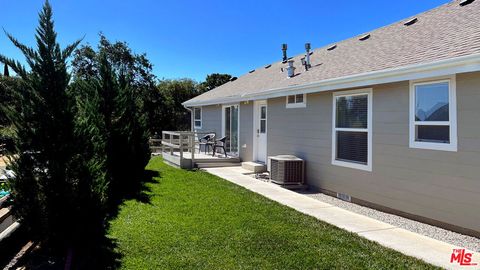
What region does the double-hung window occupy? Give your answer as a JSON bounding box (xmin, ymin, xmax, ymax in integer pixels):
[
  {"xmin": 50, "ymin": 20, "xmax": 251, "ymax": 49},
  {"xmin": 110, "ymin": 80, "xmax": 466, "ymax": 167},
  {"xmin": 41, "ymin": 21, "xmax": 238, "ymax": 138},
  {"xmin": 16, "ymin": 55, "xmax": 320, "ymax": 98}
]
[
  {"xmin": 286, "ymin": 94, "xmax": 306, "ymax": 108},
  {"xmin": 409, "ymin": 76, "xmax": 457, "ymax": 151},
  {"xmin": 332, "ymin": 89, "xmax": 372, "ymax": 171},
  {"xmin": 194, "ymin": 107, "xmax": 202, "ymax": 129}
]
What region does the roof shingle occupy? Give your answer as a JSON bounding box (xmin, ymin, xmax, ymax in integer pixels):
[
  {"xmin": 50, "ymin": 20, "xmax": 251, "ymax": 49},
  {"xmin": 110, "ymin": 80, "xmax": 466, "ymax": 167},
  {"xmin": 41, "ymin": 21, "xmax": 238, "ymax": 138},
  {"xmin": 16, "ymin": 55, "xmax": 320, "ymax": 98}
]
[{"xmin": 185, "ymin": 0, "xmax": 480, "ymax": 105}]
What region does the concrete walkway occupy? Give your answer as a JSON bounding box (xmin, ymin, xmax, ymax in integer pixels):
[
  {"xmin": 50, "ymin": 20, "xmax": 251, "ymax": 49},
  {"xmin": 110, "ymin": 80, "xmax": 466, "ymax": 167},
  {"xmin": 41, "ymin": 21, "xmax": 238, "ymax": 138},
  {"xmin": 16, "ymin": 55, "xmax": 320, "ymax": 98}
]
[{"xmin": 204, "ymin": 166, "xmax": 480, "ymax": 270}]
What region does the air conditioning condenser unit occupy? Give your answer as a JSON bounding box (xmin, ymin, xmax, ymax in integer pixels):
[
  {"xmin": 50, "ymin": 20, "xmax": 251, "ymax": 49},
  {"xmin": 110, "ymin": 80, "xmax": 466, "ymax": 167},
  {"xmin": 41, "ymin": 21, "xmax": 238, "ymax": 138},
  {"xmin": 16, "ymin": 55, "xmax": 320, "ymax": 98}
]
[{"xmin": 269, "ymin": 155, "xmax": 304, "ymax": 185}]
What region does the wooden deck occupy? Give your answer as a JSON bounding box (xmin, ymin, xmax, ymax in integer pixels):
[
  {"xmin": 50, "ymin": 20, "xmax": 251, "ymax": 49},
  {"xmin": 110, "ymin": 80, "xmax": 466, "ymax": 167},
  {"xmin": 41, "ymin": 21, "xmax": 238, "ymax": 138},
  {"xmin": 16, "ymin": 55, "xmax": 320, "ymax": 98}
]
[
  {"xmin": 161, "ymin": 131, "xmax": 240, "ymax": 169},
  {"xmin": 163, "ymin": 151, "xmax": 240, "ymax": 169}
]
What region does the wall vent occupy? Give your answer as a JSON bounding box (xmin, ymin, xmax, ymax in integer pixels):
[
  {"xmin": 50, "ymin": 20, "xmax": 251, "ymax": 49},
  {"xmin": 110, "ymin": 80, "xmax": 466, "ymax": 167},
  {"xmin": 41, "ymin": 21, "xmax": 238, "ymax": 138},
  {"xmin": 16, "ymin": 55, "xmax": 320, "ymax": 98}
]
[
  {"xmin": 264, "ymin": 64, "xmax": 272, "ymax": 69},
  {"xmin": 460, "ymin": 0, "xmax": 475, "ymax": 6},
  {"xmin": 248, "ymin": 69, "xmax": 255, "ymax": 73},
  {"xmin": 359, "ymin": 34, "xmax": 371, "ymax": 41},
  {"xmin": 336, "ymin": 192, "xmax": 352, "ymax": 202},
  {"xmin": 404, "ymin": 18, "xmax": 418, "ymax": 26},
  {"xmin": 327, "ymin": 45, "xmax": 337, "ymax": 51}
]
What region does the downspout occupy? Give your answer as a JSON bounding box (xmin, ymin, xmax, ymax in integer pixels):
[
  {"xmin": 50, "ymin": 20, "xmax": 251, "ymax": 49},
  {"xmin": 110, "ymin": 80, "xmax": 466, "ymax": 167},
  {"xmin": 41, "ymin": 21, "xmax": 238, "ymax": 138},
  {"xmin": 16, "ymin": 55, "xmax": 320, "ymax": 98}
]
[
  {"xmin": 183, "ymin": 105, "xmax": 194, "ymax": 132},
  {"xmin": 183, "ymin": 105, "xmax": 195, "ymax": 165}
]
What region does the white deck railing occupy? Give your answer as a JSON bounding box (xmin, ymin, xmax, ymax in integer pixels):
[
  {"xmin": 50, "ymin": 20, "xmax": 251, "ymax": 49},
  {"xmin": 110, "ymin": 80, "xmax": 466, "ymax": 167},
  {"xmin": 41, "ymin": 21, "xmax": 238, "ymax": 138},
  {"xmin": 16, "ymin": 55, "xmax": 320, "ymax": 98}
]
[{"xmin": 161, "ymin": 131, "xmax": 216, "ymax": 165}]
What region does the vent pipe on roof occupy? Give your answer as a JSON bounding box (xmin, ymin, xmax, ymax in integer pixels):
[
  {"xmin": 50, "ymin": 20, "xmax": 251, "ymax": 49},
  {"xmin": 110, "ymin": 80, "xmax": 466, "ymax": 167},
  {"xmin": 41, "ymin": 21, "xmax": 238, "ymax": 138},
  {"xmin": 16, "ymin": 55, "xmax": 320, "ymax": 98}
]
[
  {"xmin": 304, "ymin": 43, "xmax": 312, "ymax": 70},
  {"xmin": 404, "ymin": 17, "xmax": 418, "ymax": 26},
  {"xmin": 286, "ymin": 60, "xmax": 295, "ymax": 78},
  {"xmin": 359, "ymin": 34, "xmax": 370, "ymax": 41},
  {"xmin": 460, "ymin": 0, "xmax": 475, "ymax": 6},
  {"xmin": 301, "ymin": 57, "xmax": 307, "ymax": 71},
  {"xmin": 327, "ymin": 44, "xmax": 337, "ymax": 51},
  {"xmin": 282, "ymin": 44, "xmax": 288, "ymax": 63}
]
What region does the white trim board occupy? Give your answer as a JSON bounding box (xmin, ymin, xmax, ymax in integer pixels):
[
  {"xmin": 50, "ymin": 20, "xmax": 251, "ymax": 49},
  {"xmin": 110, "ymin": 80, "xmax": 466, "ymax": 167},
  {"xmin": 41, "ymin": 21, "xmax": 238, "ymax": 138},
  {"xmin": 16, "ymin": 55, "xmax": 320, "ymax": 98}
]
[
  {"xmin": 193, "ymin": 107, "xmax": 202, "ymax": 129},
  {"xmin": 221, "ymin": 104, "xmax": 240, "ymax": 157},
  {"xmin": 408, "ymin": 75, "xmax": 458, "ymax": 152},
  {"xmin": 252, "ymin": 100, "xmax": 268, "ymax": 163},
  {"xmin": 183, "ymin": 53, "xmax": 480, "ymax": 107},
  {"xmin": 331, "ymin": 88, "xmax": 373, "ymax": 172},
  {"xmin": 285, "ymin": 94, "xmax": 307, "ymax": 108}
]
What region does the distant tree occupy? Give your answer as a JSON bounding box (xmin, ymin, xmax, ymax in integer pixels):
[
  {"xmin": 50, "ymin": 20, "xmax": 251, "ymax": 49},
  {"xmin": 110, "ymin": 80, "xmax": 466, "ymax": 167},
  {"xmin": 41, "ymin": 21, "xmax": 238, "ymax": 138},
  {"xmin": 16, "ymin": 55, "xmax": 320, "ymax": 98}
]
[
  {"xmin": 198, "ymin": 73, "xmax": 232, "ymax": 93},
  {"xmin": 150, "ymin": 73, "xmax": 233, "ymax": 134},
  {"xmin": 72, "ymin": 39, "xmax": 233, "ymax": 137},
  {"xmin": 3, "ymin": 64, "xmax": 9, "ymax": 77},
  {"xmin": 0, "ymin": 76, "xmax": 22, "ymax": 126},
  {"xmin": 72, "ymin": 34, "xmax": 158, "ymax": 135},
  {"xmin": 0, "ymin": 0, "xmax": 110, "ymax": 258},
  {"xmin": 155, "ymin": 78, "xmax": 199, "ymax": 133},
  {"xmin": 0, "ymin": 77, "xmax": 23, "ymax": 151}
]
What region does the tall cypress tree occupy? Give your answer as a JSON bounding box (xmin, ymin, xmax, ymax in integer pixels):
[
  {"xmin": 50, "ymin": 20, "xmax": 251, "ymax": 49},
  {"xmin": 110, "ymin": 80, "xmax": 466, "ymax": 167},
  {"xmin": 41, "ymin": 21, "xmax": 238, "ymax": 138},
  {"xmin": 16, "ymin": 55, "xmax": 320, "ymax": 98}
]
[
  {"xmin": 0, "ymin": 0, "xmax": 108, "ymax": 254},
  {"xmin": 71, "ymin": 52, "xmax": 151, "ymax": 208},
  {"xmin": 71, "ymin": 38, "xmax": 151, "ymax": 207}
]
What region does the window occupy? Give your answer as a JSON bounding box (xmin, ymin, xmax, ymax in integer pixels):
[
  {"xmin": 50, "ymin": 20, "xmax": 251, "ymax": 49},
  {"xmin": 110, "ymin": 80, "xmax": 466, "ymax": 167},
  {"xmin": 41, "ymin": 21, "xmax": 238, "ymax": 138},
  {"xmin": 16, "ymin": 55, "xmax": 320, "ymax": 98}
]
[
  {"xmin": 409, "ymin": 76, "xmax": 457, "ymax": 151},
  {"xmin": 332, "ymin": 89, "xmax": 372, "ymax": 171},
  {"xmin": 260, "ymin": 105, "xmax": 267, "ymax": 133},
  {"xmin": 286, "ymin": 94, "xmax": 306, "ymax": 108},
  {"xmin": 194, "ymin": 107, "xmax": 202, "ymax": 128}
]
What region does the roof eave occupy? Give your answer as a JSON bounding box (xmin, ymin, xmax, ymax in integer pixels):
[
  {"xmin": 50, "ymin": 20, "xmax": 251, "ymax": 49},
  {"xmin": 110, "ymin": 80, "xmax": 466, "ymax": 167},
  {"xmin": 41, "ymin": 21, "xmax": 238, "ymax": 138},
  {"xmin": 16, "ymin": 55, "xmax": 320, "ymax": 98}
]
[{"xmin": 183, "ymin": 53, "xmax": 480, "ymax": 107}]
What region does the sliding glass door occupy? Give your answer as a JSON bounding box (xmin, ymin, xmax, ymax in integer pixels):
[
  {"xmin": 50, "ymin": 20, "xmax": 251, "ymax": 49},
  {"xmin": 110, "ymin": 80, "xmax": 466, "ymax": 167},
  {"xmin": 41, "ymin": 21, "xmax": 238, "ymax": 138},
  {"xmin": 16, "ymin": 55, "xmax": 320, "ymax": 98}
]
[{"xmin": 223, "ymin": 105, "xmax": 239, "ymax": 156}]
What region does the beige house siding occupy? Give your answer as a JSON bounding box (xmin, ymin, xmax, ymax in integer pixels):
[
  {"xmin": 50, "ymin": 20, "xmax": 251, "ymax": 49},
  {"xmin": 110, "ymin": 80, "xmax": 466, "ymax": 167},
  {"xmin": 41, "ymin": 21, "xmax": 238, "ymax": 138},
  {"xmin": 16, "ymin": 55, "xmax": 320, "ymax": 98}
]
[
  {"xmin": 239, "ymin": 102, "xmax": 254, "ymax": 162},
  {"xmin": 193, "ymin": 105, "xmax": 222, "ymax": 136},
  {"xmin": 267, "ymin": 71, "xmax": 480, "ymax": 234},
  {"xmin": 193, "ymin": 103, "xmax": 254, "ymax": 162}
]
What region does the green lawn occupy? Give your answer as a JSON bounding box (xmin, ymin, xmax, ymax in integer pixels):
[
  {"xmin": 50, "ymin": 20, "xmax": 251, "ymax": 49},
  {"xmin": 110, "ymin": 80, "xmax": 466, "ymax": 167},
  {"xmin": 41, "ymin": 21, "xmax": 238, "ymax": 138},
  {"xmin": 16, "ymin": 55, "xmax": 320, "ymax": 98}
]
[{"xmin": 108, "ymin": 157, "xmax": 438, "ymax": 269}]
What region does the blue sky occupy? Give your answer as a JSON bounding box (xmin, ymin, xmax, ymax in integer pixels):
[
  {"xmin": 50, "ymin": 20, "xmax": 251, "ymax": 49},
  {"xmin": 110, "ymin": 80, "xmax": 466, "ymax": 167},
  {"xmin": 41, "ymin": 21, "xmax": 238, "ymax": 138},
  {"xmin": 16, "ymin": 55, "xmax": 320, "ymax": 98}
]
[{"xmin": 1, "ymin": 0, "xmax": 449, "ymax": 82}]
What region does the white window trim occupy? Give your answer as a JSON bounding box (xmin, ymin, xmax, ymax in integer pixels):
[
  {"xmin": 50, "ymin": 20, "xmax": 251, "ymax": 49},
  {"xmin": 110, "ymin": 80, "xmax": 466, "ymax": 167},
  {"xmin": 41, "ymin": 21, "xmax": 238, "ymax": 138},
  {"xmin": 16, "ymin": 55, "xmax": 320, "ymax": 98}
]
[
  {"xmin": 252, "ymin": 100, "xmax": 268, "ymax": 162},
  {"xmin": 193, "ymin": 107, "xmax": 202, "ymax": 129},
  {"xmin": 409, "ymin": 75, "xmax": 457, "ymax": 152},
  {"xmin": 331, "ymin": 88, "xmax": 373, "ymax": 172},
  {"xmin": 221, "ymin": 104, "xmax": 241, "ymax": 157},
  {"xmin": 286, "ymin": 94, "xmax": 307, "ymax": 108}
]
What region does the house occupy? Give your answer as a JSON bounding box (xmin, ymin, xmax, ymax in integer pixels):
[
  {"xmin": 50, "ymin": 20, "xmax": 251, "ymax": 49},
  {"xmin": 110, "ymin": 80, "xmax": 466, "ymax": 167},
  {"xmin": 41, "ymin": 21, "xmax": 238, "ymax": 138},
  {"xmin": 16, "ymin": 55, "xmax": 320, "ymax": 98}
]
[{"xmin": 182, "ymin": 0, "xmax": 480, "ymax": 237}]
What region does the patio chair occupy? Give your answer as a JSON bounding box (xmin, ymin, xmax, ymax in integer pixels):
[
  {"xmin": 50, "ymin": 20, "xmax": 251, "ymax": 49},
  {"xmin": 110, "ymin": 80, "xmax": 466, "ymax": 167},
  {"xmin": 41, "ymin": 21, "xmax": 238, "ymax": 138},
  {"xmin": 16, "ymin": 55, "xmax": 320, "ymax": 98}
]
[
  {"xmin": 212, "ymin": 136, "xmax": 228, "ymax": 157},
  {"xmin": 198, "ymin": 134, "xmax": 215, "ymax": 154}
]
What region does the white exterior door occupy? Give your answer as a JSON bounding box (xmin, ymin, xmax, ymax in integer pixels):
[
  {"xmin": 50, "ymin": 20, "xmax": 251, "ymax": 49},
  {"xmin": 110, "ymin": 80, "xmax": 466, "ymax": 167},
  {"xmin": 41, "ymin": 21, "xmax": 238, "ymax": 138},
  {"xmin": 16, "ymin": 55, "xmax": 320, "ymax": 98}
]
[{"xmin": 255, "ymin": 101, "xmax": 267, "ymax": 163}]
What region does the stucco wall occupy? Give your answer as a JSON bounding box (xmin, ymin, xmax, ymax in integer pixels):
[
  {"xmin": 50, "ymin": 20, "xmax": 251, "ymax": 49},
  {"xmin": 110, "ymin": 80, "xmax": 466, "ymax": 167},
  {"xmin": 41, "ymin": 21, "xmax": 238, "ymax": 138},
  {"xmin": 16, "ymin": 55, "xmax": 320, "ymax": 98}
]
[{"xmin": 267, "ymin": 71, "xmax": 480, "ymax": 234}]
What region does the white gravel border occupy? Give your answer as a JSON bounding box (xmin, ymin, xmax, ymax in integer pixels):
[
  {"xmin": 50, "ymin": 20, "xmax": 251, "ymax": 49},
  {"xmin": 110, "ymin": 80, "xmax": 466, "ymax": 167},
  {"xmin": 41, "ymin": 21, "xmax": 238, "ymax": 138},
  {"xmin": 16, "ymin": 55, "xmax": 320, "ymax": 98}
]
[{"xmin": 302, "ymin": 191, "xmax": 480, "ymax": 252}]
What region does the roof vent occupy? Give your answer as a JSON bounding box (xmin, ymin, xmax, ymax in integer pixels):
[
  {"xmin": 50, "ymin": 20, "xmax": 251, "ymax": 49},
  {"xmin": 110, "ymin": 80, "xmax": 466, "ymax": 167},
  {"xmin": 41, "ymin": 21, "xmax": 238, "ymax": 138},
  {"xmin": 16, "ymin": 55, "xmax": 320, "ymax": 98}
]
[
  {"xmin": 459, "ymin": 0, "xmax": 475, "ymax": 6},
  {"xmin": 327, "ymin": 45, "xmax": 337, "ymax": 51},
  {"xmin": 301, "ymin": 57, "xmax": 308, "ymax": 71},
  {"xmin": 229, "ymin": 77, "xmax": 237, "ymax": 82},
  {"xmin": 304, "ymin": 43, "xmax": 312, "ymax": 70},
  {"xmin": 359, "ymin": 34, "xmax": 371, "ymax": 41},
  {"xmin": 404, "ymin": 17, "xmax": 418, "ymax": 26},
  {"xmin": 282, "ymin": 43, "xmax": 288, "ymax": 63},
  {"xmin": 264, "ymin": 64, "xmax": 272, "ymax": 69},
  {"xmin": 286, "ymin": 60, "xmax": 296, "ymax": 78},
  {"xmin": 248, "ymin": 69, "xmax": 255, "ymax": 73}
]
